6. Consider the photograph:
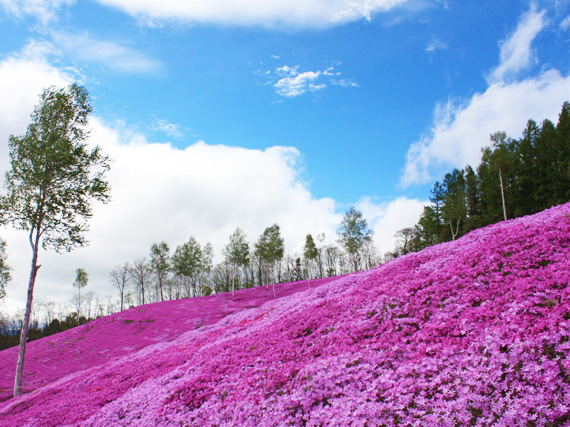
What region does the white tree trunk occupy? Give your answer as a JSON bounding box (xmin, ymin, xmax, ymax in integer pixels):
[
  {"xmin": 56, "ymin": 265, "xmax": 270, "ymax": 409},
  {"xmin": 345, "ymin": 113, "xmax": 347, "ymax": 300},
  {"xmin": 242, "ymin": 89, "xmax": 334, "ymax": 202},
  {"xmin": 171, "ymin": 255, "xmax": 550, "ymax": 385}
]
[
  {"xmin": 14, "ymin": 231, "xmax": 41, "ymax": 397},
  {"xmin": 499, "ymin": 167, "xmax": 507, "ymax": 221},
  {"xmin": 232, "ymin": 263, "xmax": 236, "ymax": 296}
]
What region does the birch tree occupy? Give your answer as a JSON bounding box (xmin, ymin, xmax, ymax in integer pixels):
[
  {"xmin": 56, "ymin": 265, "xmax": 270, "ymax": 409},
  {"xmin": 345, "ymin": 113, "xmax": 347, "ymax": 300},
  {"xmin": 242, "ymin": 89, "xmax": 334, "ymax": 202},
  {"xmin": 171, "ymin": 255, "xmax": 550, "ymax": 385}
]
[
  {"xmin": 72, "ymin": 268, "xmax": 88, "ymax": 326},
  {"xmin": 150, "ymin": 241, "xmax": 170, "ymax": 302},
  {"xmin": 490, "ymin": 131, "xmax": 511, "ymax": 221},
  {"xmin": 337, "ymin": 207, "xmax": 373, "ymax": 272},
  {"xmin": 254, "ymin": 224, "xmax": 284, "ymax": 297},
  {"xmin": 223, "ymin": 227, "xmax": 249, "ymax": 296},
  {"xmin": 172, "ymin": 237, "xmax": 202, "ymax": 297},
  {"xmin": 0, "ymin": 84, "xmax": 110, "ymax": 397},
  {"xmin": 110, "ymin": 262, "xmax": 130, "ymax": 311},
  {"xmin": 130, "ymin": 258, "xmax": 152, "ymax": 305}
]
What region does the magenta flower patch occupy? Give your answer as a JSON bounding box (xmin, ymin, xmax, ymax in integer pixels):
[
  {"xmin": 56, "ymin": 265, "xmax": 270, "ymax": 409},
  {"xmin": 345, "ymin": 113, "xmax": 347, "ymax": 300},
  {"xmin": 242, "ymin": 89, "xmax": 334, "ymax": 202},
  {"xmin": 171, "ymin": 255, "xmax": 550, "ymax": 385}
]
[{"xmin": 1, "ymin": 204, "xmax": 569, "ymax": 426}]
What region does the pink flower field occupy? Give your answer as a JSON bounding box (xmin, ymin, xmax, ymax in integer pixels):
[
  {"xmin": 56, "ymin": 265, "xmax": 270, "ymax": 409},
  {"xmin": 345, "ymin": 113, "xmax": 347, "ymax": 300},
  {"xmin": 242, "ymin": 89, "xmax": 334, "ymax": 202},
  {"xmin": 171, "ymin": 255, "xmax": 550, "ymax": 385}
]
[{"xmin": 1, "ymin": 204, "xmax": 569, "ymax": 426}]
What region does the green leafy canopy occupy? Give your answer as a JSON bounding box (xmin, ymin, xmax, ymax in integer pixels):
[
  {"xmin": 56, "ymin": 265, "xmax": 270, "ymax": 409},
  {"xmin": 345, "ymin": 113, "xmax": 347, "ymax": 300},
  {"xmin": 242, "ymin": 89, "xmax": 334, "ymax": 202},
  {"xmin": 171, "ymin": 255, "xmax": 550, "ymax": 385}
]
[{"xmin": 0, "ymin": 84, "xmax": 111, "ymax": 252}]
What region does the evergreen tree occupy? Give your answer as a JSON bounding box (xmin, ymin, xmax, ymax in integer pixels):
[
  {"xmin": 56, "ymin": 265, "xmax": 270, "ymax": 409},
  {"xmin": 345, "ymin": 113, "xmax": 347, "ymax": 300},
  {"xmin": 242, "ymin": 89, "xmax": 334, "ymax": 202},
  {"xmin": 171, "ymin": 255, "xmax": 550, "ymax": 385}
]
[
  {"xmin": 555, "ymin": 102, "xmax": 570, "ymax": 203},
  {"xmin": 415, "ymin": 206, "xmax": 440, "ymax": 249},
  {"xmin": 534, "ymin": 119, "xmax": 557, "ymax": 211},
  {"xmin": 404, "ymin": 101, "xmax": 570, "ymax": 256},
  {"xmin": 429, "ymin": 181, "xmax": 446, "ymax": 242},
  {"xmin": 303, "ymin": 234, "xmax": 318, "ymax": 281},
  {"xmin": 464, "ymin": 165, "xmax": 481, "ymax": 231},
  {"xmin": 442, "ymin": 169, "xmax": 466, "ymax": 240},
  {"xmin": 478, "ymin": 147, "xmax": 503, "ymax": 224},
  {"xmin": 513, "ymin": 120, "xmax": 539, "ymax": 216}
]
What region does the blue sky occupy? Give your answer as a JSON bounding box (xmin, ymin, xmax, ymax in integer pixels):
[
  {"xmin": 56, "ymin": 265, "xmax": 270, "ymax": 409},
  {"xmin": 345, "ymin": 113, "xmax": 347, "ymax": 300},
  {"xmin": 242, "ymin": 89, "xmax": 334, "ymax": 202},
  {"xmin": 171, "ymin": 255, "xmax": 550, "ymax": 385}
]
[{"xmin": 1, "ymin": 0, "xmax": 569, "ymax": 311}]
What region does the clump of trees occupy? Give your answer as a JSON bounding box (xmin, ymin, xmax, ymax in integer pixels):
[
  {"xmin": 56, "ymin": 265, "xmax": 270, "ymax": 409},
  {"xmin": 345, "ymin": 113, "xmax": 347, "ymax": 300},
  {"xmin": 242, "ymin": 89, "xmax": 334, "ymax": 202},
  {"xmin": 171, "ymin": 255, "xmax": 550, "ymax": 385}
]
[
  {"xmin": 104, "ymin": 209, "xmax": 378, "ymax": 309},
  {"xmin": 0, "ymin": 295, "xmax": 121, "ymax": 351},
  {"xmin": 393, "ymin": 101, "xmax": 570, "ymax": 256}
]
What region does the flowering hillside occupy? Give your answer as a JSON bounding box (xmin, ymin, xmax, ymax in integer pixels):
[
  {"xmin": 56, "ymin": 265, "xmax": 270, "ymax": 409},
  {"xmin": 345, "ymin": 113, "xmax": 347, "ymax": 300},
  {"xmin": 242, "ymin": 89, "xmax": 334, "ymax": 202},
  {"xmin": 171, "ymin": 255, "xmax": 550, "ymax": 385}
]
[
  {"xmin": 0, "ymin": 276, "xmax": 339, "ymax": 404},
  {"xmin": 1, "ymin": 204, "xmax": 570, "ymax": 426}
]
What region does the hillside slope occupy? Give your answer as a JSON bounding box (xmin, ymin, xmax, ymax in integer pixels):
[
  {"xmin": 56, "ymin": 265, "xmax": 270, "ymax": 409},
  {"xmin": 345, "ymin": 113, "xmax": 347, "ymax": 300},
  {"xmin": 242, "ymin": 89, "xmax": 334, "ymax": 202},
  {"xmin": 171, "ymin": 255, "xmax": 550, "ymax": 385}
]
[
  {"xmin": 0, "ymin": 276, "xmax": 339, "ymax": 403},
  {"xmin": 1, "ymin": 204, "xmax": 569, "ymax": 426}
]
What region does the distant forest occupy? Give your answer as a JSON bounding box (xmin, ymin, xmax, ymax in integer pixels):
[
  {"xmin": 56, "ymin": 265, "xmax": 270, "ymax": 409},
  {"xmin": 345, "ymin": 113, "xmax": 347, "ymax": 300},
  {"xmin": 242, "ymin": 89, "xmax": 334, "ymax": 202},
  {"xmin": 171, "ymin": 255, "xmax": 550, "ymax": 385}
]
[{"xmin": 393, "ymin": 101, "xmax": 570, "ymax": 256}]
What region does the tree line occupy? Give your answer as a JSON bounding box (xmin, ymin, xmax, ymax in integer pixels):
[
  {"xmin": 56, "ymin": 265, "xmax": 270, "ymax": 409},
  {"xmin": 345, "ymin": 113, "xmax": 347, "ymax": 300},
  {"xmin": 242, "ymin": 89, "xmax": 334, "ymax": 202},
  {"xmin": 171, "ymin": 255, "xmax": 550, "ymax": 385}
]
[
  {"xmin": 110, "ymin": 207, "xmax": 378, "ymax": 310},
  {"xmin": 0, "ymin": 204, "xmax": 380, "ymax": 351},
  {"xmin": 392, "ymin": 101, "xmax": 570, "ymax": 256}
]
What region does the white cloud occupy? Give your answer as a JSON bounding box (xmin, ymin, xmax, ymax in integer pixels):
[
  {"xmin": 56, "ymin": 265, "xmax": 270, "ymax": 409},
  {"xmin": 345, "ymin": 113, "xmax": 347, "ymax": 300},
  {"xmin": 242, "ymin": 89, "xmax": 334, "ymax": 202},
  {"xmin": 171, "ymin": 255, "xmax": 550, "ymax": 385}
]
[
  {"xmin": 402, "ymin": 70, "xmax": 570, "ymax": 186},
  {"xmin": 356, "ymin": 197, "xmax": 427, "ymax": 255},
  {"xmin": 0, "ymin": 45, "xmax": 421, "ymax": 316},
  {"xmin": 267, "ymin": 64, "xmax": 357, "ymax": 98},
  {"xmin": 150, "ymin": 119, "xmax": 183, "ymax": 139},
  {"xmin": 487, "ymin": 5, "xmax": 547, "ymax": 84},
  {"xmin": 274, "ymin": 66, "xmax": 324, "ymax": 97},
  {"xmin": 0, "ymin": 43, "xmax": 75, "ymax": 149},
  {"xmin": 52, "ymin": 32, "xmax": 162, "ymax": 74},
  {"xmin": 0, "ymin": 0, "xmax": 74, "ymax": 25},
  {"xmin": 401, "ymin": 6, "xmax": 569, "ymax": 187},
  {"xmin": 0, "ymin": 50, "xmax": 347, "ymax": 315},
  {"xmin": 94, "ymin": 0, "xmax": 410, "ymax": 29}
]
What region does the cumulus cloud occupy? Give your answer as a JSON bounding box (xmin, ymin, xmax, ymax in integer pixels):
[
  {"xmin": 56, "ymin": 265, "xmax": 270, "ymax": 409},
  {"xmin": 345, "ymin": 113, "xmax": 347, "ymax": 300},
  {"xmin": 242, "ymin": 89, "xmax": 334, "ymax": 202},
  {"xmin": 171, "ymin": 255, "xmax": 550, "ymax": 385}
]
[
  {"xmin": 401, "ymin": 6, "xmax": 568, "ymax": 187},
  {"xmin": 274, "ymin": 66, "xmax": 324, "ymax": 97},
  {"xmin": 94, "ymin": 0, "xmax": 410, "ymax": 29},
  {"xmin": 266, "ymin": 64, "xmax": 357, "ymax": 98},
  {"xmin": 0, "ymin": 49, "xmax": 344, "ymax": 314},
  {"xmin": 0, "ymin": 0, "xmax": 74, "ymax": 25},
  {"xmin": 0, "ymin": 42, "xmax": 75, "ymax": 151},
  {"xmin": 356, "ymin": 197, "xmax": 426, "ymax": 255},
  {"xmin": 0, "ymin": 42, "xmax": 417, "ymax": 317}
]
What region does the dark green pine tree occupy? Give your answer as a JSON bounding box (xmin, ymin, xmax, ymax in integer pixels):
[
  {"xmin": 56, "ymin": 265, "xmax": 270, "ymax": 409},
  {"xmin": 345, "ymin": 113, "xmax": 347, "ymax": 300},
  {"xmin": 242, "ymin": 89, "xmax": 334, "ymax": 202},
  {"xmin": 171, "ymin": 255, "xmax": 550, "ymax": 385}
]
[
  {"xmin": 534, "ymin": 119, "xmax": 557, "ymax": 211},
  {"xmin": 513, "ymin": 120, "xmax": 539, "ymax": 217},
  {"xmin": 464, "ymin": 165, "xmax": 481, "ymax": 232},
  {"xmin": 441, "ymin": 169, "xmax": 466, "ymax": 240},
  {"xmin": 555, "ymin": 101, "xmax": 570, "ymax": 203},
  {"xmin": 478, "ymin": 146, "xmax": 504, "ymax": 225},
  {"xmin": 303, "ymin": 234, "xmax": 318, "ymax": 280},
  {"xmin": 429, "ymin": 181, "xmax": 446, "ymax": 242},
  {"xmin": 416, "ymin": 206, "xmax": 440, "ymax": 248}
]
